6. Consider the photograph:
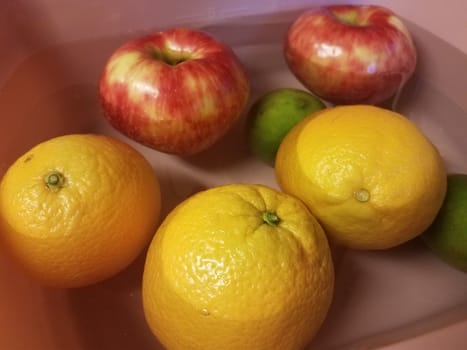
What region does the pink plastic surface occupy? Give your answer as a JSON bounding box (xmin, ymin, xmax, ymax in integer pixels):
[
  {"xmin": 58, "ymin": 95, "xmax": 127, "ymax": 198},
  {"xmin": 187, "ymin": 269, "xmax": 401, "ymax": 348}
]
[{"xmin": 1, "ymin": 1, "xmax": 466, "ymax": 349}]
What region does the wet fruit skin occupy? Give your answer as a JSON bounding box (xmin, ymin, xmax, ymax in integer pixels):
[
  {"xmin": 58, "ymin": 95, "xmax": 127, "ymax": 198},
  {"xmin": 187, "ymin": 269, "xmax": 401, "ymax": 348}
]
[{"xmin": 284, "ymin": 4, "xmax": 417, "ymax": 105}]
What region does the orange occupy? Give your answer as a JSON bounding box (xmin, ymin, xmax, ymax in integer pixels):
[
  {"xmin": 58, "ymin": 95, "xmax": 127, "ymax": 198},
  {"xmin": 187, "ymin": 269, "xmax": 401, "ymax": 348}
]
[
  {"xmin": 142, "ymin": 183, "xmax": 334, "ymax": 350},
  {"xmin": 0, "ymin": 134, "xmax": 161, "ymax": 288},
  {"xmin": 275, "ymin": 105, "xmax": 447, "ymax": 250}
]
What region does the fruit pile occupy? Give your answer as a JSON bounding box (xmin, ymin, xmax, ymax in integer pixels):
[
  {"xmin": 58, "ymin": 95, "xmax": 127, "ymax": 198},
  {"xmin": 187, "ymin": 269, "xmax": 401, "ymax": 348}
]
[{"xmin": 0, "ymin": 4, "xmax": 465, "ymax": 350}]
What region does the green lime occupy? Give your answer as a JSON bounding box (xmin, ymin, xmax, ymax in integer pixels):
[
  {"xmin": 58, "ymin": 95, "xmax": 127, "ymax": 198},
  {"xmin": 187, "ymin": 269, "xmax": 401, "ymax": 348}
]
[
  {"xmin": 246, "ymin": 88, "xmax": 326, "ymax": 166},
  {"xmin": 422, "ymin": 173, "xmax": 467, "ymax": 272}
]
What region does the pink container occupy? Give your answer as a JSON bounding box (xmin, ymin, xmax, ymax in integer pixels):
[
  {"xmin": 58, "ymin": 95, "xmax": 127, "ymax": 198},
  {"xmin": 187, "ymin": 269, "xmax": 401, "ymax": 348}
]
[{"xmin": 1, "ymin": 1, "xmax": 466, "ymax": 349}]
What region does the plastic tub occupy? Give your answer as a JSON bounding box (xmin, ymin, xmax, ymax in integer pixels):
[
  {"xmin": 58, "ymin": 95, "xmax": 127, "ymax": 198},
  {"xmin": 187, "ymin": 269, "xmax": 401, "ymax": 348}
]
[{"xmin": 1, "ymin": 1, "xmax": 466, "ymax": 349}]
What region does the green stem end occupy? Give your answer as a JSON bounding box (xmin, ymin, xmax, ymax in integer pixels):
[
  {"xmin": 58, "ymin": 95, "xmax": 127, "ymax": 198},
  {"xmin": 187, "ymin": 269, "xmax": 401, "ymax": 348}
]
[
  {"xmin": 262, "ymin": 211, "xmax": 281, "ymax": 226},
  {"xmin": 149, "ymin": 48, "xmax": 189, "ymax": 66},
  {"xmin": 354, "ymin": 188, "xmax": 370, "ymax": 202},
  {"xmin": 45, "ymin": 171, "xmax": 65, "ymax": 192}
]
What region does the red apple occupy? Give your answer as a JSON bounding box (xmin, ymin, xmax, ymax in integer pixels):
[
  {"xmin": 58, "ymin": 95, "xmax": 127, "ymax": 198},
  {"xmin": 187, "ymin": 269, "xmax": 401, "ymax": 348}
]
[
  {"xmin": 284, "ymin": 5, "xmax": 417, "ymax": 105},
  {"xmin": 99, "ymin": 27, "xmax": 250, "ymax": 155}
]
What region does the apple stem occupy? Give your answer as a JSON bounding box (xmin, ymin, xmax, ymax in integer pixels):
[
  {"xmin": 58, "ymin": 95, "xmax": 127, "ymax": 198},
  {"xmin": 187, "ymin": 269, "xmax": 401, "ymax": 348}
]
[
  {"xmin": 45, "ymin": 171, "xmax": 65, "ymax": 192},
  {"xmin": 333, "ymin": 10, "xmax": 364, "ymax": 26},
  {"xmin": 150, "ymin": 48, "xmax": 188, "ymax": 66},
  {"xmin": 262, "ymin": 211, "xmax": 281, "ymax": 226}
]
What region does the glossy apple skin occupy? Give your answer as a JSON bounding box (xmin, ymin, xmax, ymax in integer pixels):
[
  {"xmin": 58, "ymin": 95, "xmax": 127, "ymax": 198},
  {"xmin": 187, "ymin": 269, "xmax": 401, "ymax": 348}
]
[
  {"xmin": 284, "ymin": 5, "xmax": 417, "ymax": 105},
  {"xmin": 99, "ymin": 28, "xmax": 250, "ymax": 155}
]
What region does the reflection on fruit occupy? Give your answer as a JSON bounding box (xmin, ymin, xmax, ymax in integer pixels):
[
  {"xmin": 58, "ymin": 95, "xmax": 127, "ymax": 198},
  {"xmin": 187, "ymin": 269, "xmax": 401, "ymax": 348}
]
[
  {"xmin": 0, "ymin": 134, "xmax": 161, "ymax": 288},
  {"xmin": 422, "ymin": 174, "xmax": 467, "ymax": 272},
  {"xmin": 275, "ymin": 105, "xmax": 446, "ymax": 250},
  {"xmin": 246, "ymin": 88, "xmax": 326, "ymax": 166},
  {"xmin": 99, "ymin": 27, "xmax": 250, "ymax": 156},
  {"xmin": 142, "ymin": 184, "xmax": 334, "ymax": 350},
  {"xmin": 284, "ymin": 5, "xmax": 417, "ymax": 105}
]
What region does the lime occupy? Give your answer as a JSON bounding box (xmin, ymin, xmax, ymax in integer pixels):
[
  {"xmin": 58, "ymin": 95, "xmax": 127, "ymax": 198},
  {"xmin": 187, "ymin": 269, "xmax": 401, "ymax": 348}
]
[
  {"xmin": 422, "ymin": 173, "xmax": 467, "ymax": 271},
  {"xmin": 246, "ymin": 88, "xmax": 326, "ymax": 165}
]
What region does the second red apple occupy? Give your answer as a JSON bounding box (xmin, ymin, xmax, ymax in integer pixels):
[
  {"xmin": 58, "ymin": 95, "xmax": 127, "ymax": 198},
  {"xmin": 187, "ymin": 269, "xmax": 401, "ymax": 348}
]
[{"xmin": 284, "ymin": 5, "xmax": 417, "ymax": 105}]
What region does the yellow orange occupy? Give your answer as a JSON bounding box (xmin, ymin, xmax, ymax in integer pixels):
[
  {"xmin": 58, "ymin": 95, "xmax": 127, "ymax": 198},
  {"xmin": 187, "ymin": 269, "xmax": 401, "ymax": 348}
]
[
  {"xmin": 275, "ymin": 105, "xmax": 447, "ymax": 249},
  {"xmin": 142, "ymin": 183, "xmax": 334, "ymax": 350},
  {"xmin": 0, "ymin": 134, "xmax": 161, "ymax": 288}
]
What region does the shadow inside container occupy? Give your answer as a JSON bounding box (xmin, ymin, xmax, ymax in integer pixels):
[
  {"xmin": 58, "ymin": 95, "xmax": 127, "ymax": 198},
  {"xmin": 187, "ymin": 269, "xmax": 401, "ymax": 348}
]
[
  {"xmin": 179, "ymin": 113, "xmax": 252, "ymax": 171},
  {"xmin": 155, "ymin": 164, "xmax": 207, "ymax": 218},
  {"xmin": 64, "ymin": 252, "xmax": 164, "ymax": 350}
]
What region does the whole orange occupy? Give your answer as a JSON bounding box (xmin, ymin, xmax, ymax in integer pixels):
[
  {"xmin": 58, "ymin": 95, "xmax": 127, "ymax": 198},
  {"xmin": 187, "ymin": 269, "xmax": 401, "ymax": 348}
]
[
  {"xmin": 275, "ymin": 105, "xmax": 447, "ymax": 249},
  {"xmin": 0, "ymin": 134, "xmax": 161, "ymax": 288},
  {"xmin": 142, "ymin": 183, "xmax": 334, "ymax": 350}
]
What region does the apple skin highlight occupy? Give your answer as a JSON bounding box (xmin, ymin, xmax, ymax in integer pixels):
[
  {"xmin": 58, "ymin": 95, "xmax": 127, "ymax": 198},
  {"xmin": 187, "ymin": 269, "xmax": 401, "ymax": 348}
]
[
  {"xmin": 99, "ymin": 28, "xmax": 250, "ymax": 155},
  {"xmin": 284, "ymin": 5, "xmax": 417, "ymax": 105}
]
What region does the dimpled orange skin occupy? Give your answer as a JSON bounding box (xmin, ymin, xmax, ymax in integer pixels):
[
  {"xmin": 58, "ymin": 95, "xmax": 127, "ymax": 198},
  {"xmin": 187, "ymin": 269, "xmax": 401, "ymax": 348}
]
[
  {"xmin": 0, "ymin": 134, "xmax": 161, "ymax": 288},
  {"xmin": 142, "ymin": 184, "xmax": 334, "ymax": 350},
  {"xmin": 275, "ymin": 105, "xmax": 447, "ymax": 250}
]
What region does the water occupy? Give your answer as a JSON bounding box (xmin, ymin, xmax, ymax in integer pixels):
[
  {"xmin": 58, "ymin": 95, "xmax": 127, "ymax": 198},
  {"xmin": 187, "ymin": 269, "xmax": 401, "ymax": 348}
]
[{"xmin": 0, "ymin": 12, "xmax": 466, "ymax": 350}]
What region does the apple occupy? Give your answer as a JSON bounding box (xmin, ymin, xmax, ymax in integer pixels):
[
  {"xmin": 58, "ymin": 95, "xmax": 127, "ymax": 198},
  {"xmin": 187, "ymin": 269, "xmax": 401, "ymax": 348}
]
[
  {"xmin": 99, "ymin": 27, "xmax": 250, "ymax": 155},
  {"xmin": 246, "ymin": 88, "xmax": 326, "ymax": 166},
  {"xmin": 284, "ymin": 5, "xmax": 417, "ymax": 105}
]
